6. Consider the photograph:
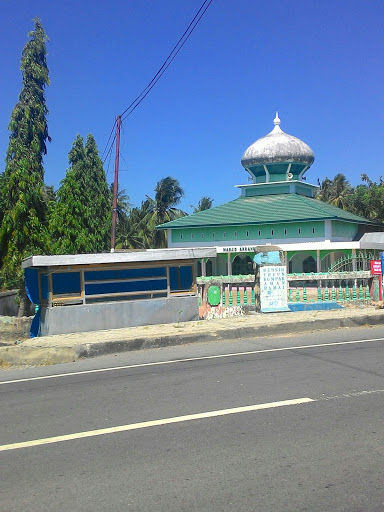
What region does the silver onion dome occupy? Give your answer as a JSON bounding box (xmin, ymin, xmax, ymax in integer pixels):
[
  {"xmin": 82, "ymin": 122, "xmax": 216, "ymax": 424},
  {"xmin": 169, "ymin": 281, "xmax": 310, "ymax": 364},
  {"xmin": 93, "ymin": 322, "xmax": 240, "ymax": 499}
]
[{"xmin": 241, "ymin": 113, "xmax": 315, "ymax": 168}]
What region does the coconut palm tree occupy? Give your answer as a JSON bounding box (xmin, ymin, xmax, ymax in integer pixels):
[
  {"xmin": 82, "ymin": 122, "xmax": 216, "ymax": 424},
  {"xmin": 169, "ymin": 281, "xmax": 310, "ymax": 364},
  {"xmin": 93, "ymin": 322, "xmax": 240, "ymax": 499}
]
[
  {"xmin": 144, "ymin": 176, "xmax": 186, "ymax": 248},
  {"xmin": 115, "ymin": 202, "xmax": 152, "ymax": 249},
  {"xmin": 192, "ymin": 196, "xmax": 213, "ymax": 212},
  {"xmin": 317, "ymin": 177, "xmax": 333, "ymax": 202},
  {"xmin": 110, "ymin": 184, "xmax": 131, "ymax": 225},
  {"xmin": 317, "ymin": 174, "xmax": 352, "ymax": 209},
  {"xmin": 328, "ymin": 173, "xmax": 352, "ymax": 209},
  {"xmin": 115, "ymin": 177, "xmax": 186, "ymax": 249}
]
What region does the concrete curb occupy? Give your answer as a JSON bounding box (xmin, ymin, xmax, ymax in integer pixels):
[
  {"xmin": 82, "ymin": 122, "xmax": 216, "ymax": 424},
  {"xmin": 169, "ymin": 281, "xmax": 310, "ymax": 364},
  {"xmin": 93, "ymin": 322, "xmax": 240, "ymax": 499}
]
[
  {"xmin": 0, "ymin": 311, "xmax": 382, "ymax": 368},
  {"xmin": 0, "ymin": 346, "xmax": 79, "ymax": 366}
]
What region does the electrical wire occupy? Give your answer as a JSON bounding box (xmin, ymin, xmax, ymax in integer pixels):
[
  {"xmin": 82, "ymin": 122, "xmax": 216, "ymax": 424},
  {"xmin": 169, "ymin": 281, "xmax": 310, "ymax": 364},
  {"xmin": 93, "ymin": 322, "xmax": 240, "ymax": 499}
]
[
  {"xmin": 103, "ymin": 0, "xmax": 212, "ymax": 167},
  {"xmin": 105, "ymin": 139, "xmax": 114, "ymax": 175},
  {"xmin": 119, "ymin": 152, "xmax": 129, "ymax": 171},
  {"xmin": 102, "ymin": 132, "xmax": 116, "ymax": 165},
  {"xmin": 120, "ymin": 0, "xmax": 213, "ymax": 122},
  {"xmin": 101, "ymin": 118, "xmax": 117, "ymax": 160}
]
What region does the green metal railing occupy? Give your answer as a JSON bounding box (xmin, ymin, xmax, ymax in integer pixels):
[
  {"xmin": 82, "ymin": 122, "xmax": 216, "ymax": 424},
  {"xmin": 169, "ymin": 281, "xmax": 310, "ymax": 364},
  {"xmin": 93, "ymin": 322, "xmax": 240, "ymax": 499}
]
[
  {"xmin": 287, "ymin": 284, "xmax": 370, "ymax": 303},
  {"xmin": 197, "ymin": 272, "xmax": 374, "ymax": 308},
  {"xmin": 328, "ymin": 252, "xmax": 375, "ymax": 273}
]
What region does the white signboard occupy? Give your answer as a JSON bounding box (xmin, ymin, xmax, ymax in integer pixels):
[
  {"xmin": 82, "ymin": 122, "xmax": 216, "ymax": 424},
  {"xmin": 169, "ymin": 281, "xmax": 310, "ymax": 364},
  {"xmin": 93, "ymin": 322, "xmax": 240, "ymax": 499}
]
[
  {"xmin": 218, "ymin": 246, "xmax": 257, "ymax": 253},
  {"xmin": 260, "ymin": 265, "xmax": 289, "ymax": 312}
]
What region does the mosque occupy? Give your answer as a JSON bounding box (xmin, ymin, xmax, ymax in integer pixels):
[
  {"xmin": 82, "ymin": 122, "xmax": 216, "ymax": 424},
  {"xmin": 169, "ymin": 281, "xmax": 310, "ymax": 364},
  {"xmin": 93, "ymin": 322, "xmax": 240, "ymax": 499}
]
[{"xmin": 158, "ymin": 113, "xmax": 382, "ymax": 276}]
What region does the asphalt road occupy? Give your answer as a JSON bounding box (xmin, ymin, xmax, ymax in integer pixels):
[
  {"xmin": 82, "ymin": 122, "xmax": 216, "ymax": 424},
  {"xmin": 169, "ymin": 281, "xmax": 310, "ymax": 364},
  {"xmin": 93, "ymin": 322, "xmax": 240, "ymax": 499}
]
[{"xmin": 1, "ymin": 326, "xmax": 384, "ymax": 512}]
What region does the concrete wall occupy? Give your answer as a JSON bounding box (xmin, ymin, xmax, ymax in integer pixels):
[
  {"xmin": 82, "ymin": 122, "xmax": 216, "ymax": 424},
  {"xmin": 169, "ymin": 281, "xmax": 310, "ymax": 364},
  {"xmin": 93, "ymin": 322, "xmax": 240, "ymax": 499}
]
[
  {"xmin": 0, "ymin": 316, "xmax": 32, "ymax": 342},
  {"xmin": 171, "ymin": 221, "xmax": 325, "ymax": 245},
  {"xmin": 0, "ymin": 291, "xmax": 35, "ymax": 317},
  {"xmin": 331, "ymin": 221, "xmax": 358, "ymax": 240},
  {"xmin": 39, "ymin": 296, "xmax": 199, "ymax": 336},
  {"xmin": 0, "ymin": 291, "xmax": 19, "ymax": 316}
]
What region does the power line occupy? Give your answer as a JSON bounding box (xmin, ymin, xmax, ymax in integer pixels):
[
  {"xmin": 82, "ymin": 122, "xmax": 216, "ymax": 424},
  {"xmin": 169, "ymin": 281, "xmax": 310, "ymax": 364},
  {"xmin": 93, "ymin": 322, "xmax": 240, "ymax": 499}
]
[
  {"xmin": 102, "ymin": 132, "xmax": 116, "ymax": 165},
  {"xmin": 102, "ymin": 0, "xmax": 213, "ymax": 166},
  {"xmin": 105, "ymin": 139, "xmax": 114, "ymax": 176},
  {"xmin": 119, "ymin": 152, "xmax": 129, "ymax": 171},
  {"xmin": 120, "ymin": 0, "xmax": 213, "ymax": 121},
  {"xmin": 101, "ymin": 118, "xmax": 117, "ymax": 160}
]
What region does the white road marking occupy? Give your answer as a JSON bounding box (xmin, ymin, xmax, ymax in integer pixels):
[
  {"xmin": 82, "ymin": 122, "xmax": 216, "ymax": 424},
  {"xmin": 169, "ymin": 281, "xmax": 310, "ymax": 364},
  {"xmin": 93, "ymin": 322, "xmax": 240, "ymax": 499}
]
[
  {"xmin": 1, "ymin": 337, "xmax": 383, "ymax": 386},
  {"xmin": 320, "ymin": 388, "xmax": 384, "ymax": 400},
  {"xmin": 0, "ymin": 398, "xmax": 313, "ymax": 452}
]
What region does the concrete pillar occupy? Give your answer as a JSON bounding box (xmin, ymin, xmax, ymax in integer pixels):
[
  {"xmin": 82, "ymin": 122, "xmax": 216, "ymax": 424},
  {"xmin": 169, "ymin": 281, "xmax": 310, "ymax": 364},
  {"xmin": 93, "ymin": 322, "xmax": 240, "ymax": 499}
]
[
  {"xmin": 324, "ymin": 220, "xmax": 332, "ymax": 241},
  {"xmin": 212, "ymin": 258, "xmax": 217, "ymax": 276},
  {"xmin": 329, "ymin": 252, "xmax": 335, "ymax": 272},
  {"xmin": 352, "ymin": 249, "xmax": 357, "ymax": 271},
  {"xmin": 227, "ymin": 253, "xmax": 232, "ymax": 276},
  {"xmin": 201, "ymin": 259, "xmax": 207, "ymax": 277},
  {"xmin": 316, "ymin": 250, "xmax": 321, "ymax": 272}
]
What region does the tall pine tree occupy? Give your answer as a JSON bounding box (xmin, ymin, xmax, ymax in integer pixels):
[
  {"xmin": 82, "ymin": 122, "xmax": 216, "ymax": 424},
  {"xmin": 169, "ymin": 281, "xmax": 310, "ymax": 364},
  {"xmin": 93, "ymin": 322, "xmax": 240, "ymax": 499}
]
[
  {"xmin": 50, "ymin": 134, "xmax": 111, "ymax": 254},
  {"xmin": 0, "ymin": 18, "xmax": 50, "ymax": 298}
]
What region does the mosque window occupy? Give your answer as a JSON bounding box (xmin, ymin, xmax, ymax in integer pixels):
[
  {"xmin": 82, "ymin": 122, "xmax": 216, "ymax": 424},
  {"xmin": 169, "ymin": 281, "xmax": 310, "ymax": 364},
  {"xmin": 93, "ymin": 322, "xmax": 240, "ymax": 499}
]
[
  {"xmin": 232, "ymin": 255, "xmax": 253, "ymax": 276},
  {"xmin": 191, "ymin": 233, "xmax": 194, "ymax": 239},
  {"xmin": 212, "ymin": 232, "xmax": 215, "ymax": 238},
  {"xmin": 201, "ymin": 233, "xmax": 204, "ymax": 239},
  {"xmin": 223, "ymin": 232, "xmax": 226, "ymax": 238},
  {"xmin": 246, "ymin": 230, "xmax": 249, "ymax": 237},
  {"xmin": 271, "ymin": 229, "xmax": 274, "ymax": 236},
  {"xmin": 312, "ymin": 227, "xmax": 315, "ymax": 234},
  {"xmin": 234, "ymin": 231, "xmax": 237, "ymax": 237},
  {"xmin": 258, "ymin": 230, "xmax": 261, "ymax": 236},
  {"xmin": 284, "ymin": 229, "xmax": 287, "ymax": 235},
  {"xmin": 180, "ymin": 234, "xmax": 183, "ymax": 240},
  {"xmin": 298, "ymin": 228, "xmax": 301, "ymax": 234}
]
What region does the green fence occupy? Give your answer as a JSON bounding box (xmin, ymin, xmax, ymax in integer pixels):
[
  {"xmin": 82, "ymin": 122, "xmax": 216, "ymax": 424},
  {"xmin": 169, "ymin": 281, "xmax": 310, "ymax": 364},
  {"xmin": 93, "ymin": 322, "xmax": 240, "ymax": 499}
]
[{"xmin": 197, "ymin": 272, "xmax": 375, "ymax": 308}]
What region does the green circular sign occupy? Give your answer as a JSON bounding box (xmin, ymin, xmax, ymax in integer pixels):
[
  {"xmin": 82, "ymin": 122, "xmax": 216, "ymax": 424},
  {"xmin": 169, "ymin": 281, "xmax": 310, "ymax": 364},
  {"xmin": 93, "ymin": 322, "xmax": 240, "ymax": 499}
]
[{"xmin": 207, "ymin": 285, "xmax": 221, "ymax": 306}]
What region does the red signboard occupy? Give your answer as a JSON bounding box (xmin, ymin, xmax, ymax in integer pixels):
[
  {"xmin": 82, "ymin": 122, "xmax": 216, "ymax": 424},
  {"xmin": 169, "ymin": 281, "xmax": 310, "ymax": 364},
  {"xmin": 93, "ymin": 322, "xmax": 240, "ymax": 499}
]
[{"xmin": 370, "ymin": 260, "xmax": 382, "ymax": 275}]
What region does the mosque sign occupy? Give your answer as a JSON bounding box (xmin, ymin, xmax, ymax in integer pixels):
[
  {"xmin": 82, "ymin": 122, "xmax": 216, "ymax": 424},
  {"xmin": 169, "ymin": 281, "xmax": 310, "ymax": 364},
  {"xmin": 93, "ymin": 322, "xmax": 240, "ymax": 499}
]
[
  {"xmin": 253, "ymin": 246, "xmax": 290, "ymax": 313},
  {"xmin": 219, "ymin": 246, "xmax": 258, "ymax": 253},
  {"xmin": 259, "ymin": 266, "xmax": 289, "ymax": 312}
]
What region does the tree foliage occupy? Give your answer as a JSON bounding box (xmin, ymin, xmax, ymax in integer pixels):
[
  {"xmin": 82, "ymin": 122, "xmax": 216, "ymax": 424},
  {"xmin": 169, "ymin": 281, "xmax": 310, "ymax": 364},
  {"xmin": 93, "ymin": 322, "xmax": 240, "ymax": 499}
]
[
  {"xmin": 116, "ymin": 176, "xmax": 186, "ymax": 249},
  {"xmin": 50, "ymin": 134, "xmax": 112, "ymax": 254},
  {"xmin": 116, "ymin": 203, "xmax": 152, "ymax": 250},
  {"xmin": 348, "ymin": 176, "xmax": 384, "ymax": 222},
  {"xmin": 143, "ymin": 176, "xmax": 186, "ymax": 248},
  {"xmin": 192, "ymin": 196, "xmax": 213, "ymax": 212},
  {"xmin": 109, "ymin": 183, "xmax": 131, "ymax": 226},
  {"xmin": 317, "ymin": 173, "xmax": 352, "ymax": 208},
  {"xmin": 317, "ymin": 173, "xmax": 384, "ymax": 223},
  {"xmin": 0, "ymin": 18, "xmax": 50, "ymax": 290}
]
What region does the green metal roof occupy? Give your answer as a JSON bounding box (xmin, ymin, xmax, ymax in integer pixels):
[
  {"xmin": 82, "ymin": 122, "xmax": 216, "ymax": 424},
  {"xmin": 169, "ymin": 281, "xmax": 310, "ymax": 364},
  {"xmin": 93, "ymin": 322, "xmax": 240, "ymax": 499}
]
[{"xmin": 158, "ymin": 194, "xmax": 378, "ymax": 229}]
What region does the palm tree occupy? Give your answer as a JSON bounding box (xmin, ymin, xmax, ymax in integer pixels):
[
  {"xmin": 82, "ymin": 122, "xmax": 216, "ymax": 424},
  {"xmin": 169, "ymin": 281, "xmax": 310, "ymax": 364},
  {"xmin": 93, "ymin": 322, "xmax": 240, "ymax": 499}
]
[
  {"xmin": 116, "ymin": 202, "xmax": 152, "ymax": 249},
  {"xmin": 145, "ymin": 176, "xmax": 186, "ymax": 248},
  {"xmin": 317, "ymin": 174, "xmax": 352, "ymax": 210},
  {"xmin": 110, "ymin": 184, "xmax": 131, "ymax": 225},
  {"xmin": 114, "ymin": 177, "xmax": 186, "ymax": 249},
  {"xmin": 192, "ymin": 196, "xmax": 213, "ymax": 212},
  {"xmin": 317, "ymin": 177, "xmax": 333, "ymax": 202},
  {"xmin": 328, "ymin": 173, "xmax": 352, "ymax": 209}
]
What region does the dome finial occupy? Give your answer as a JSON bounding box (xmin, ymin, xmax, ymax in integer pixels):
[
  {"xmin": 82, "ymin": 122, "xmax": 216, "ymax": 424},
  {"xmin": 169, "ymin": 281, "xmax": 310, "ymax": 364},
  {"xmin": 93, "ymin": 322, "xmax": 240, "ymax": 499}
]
[{"xmin": 274, "ymin": 111, "xmax": 280, "ymax": 126}]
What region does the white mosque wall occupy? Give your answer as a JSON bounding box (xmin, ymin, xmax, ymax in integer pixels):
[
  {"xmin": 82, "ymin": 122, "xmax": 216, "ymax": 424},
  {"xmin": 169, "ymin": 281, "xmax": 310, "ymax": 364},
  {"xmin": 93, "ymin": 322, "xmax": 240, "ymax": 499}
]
[{"xmin": 168, "ymin": 236, "xmax": 341, "ymax": 250}]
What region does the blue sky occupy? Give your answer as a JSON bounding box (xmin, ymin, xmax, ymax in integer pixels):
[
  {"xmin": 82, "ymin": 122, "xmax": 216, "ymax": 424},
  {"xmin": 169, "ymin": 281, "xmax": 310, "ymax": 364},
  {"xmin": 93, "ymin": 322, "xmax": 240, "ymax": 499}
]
[{"xmin": 1, "ymin": 0, "xmax": 383, "ymax": 212}]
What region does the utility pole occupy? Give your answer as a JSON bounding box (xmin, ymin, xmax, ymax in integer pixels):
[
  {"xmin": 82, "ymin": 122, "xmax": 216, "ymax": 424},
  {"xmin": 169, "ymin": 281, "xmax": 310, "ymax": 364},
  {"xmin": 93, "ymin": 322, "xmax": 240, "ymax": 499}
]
[{"xmin": 110, "ymin": 115, "xmax": 121, "ymax": 252}]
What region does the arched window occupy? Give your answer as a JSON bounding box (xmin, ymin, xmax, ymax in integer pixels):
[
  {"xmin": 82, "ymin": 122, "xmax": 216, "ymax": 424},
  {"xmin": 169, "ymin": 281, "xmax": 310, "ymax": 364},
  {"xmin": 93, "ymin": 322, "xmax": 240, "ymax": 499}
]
[
  {"xmin": 303, "ymin": 256, "xmax": 316, "ymax": 273},
  {"xmin": 232, "ymin": 255, "xmax": 253, "ymax": 275},
  {"xmin": 289, "ymin": 252, "xmax": 317, "ymax": 273},
  {"xmin": 206, "ymin": 259, "xmax": 213, "ymax": 276}
]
